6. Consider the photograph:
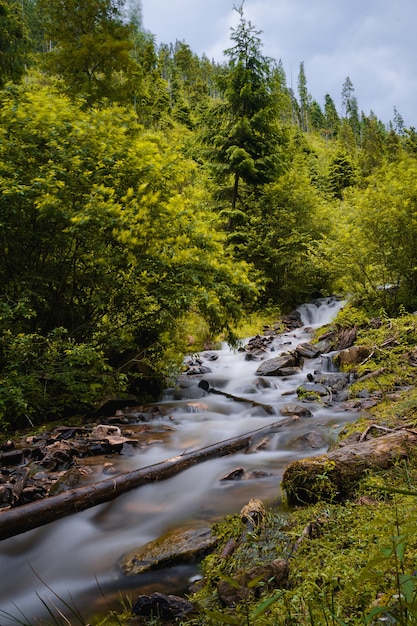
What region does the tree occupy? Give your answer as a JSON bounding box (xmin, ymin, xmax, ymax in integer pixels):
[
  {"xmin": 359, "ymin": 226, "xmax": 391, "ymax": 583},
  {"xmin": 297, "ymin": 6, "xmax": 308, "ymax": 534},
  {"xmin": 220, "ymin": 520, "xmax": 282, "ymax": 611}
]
[
  {"xmin": 309, "ymin": 100, "xmax": 325, "ymax": 132},
  {"xmin": 37, "ymin": 0, "xmax": 134, "ymax": 100},
  {"xmin": 203, "ymin": 3, "xmax": 284, "ymax": 226},
  {"xmin": 0, "ymin": 81, "xmax": 257, "ymax": 423},
  {"xmin": 324, "ymin": 94, "xmax": 340, "ymax": 139},
  {"xmin": 340, "ymin": 157, "xmax": 417, "ymax": 311},
  {"xmin": 297, "ymin": 61, "xmax": 310, "ymax": 131},
  {"xmin": 328, "ymin": 151, "xmax": 357, "ymax": 198},
  {"xmin": 341, "ymin": 76, "xmax": 360, "ymax": 141},
  {"xmin": 359, "ymin": 114, "xmax": 387, "ymax": 177},
  {"xmin": 0, "ymin": 0, "xmax": 29, "ymax": 87},
  {"xmin": 235, "ymin": 156, "xmax": 334, "ymax": 305}
]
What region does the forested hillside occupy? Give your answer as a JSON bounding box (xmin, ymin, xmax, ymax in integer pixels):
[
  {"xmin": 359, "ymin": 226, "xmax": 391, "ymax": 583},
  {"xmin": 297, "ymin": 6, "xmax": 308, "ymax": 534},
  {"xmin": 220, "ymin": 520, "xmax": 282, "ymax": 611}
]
[{"xmin": 2, "ymin": 0, "xmax": 417, "ymax": 432}]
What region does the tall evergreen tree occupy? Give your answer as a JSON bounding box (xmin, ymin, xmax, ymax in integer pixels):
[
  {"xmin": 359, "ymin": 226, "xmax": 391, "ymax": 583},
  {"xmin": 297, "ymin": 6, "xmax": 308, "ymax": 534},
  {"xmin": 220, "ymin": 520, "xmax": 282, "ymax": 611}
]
[
  {"xmin": 297, "ymin": 61, "xmax": 310, "ymax": 131},
  {"xmin": 204, "ymin": 3, "xmax": 284, "ymax": 224},
  {"xmin": 324, "ymin": 94, "xmax": 340, "ymax": 139}
]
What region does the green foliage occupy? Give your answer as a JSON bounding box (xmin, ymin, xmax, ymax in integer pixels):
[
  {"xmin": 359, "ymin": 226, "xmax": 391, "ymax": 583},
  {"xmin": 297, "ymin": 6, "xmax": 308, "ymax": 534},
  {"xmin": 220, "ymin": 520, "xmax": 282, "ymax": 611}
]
[
  {"xmin": 37, "ymin": 0, "xmax": 134, "ymax": 101},
  {"xmin": 0, "ymin": 81, "xmax": 257, "ymax": 427},
  {"xmin": 0, "ymin": 0, "xmax": 30, "ymax": 87},
  {"xmin": 338, "ymin": 157, "xmax": 417, "ymax": 312},
  {"xmin": 232, "ymin": 152, "xmax": 335, "ymax": 306}
]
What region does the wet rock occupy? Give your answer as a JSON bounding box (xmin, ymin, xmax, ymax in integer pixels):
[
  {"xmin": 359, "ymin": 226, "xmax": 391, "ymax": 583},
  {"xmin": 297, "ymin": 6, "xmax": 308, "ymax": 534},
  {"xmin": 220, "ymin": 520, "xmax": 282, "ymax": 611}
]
[
  {"xmin": 295, "ymin": 342, "xmax": 322, "ymax": 359},
  {"xmin": 282, "ymin": 310, "xmax": 303, "ymax": 330},
  {"xmin": 48, "ymin": 467, "xmax": 85, "ymax": 495},
  {"xmin": 91, "ymin": 424, "xmax": 122, "ymax": 439},
  {"xmin": 0, "ymin": 449, "xmax": 24, "ymax": 467},
  {"xmin": 278, "ymin": 366, "xmax": 302, "ymax": 377},
  {"xmin": 244, "ymin": 469, "xmax": 272, "ymax": 479},
  {"xmin": 279, "ymin": 403, "xmax": 313, "ymax": 418},
  {"xmin": 288, "ymin": 431, "xmax": 327, "ymax": 450},
  {"xmin": 220, "ymin": 468, "xmax": 272, "ymax": 481},
  {"xmin": 255, "ymin": 354, "xmax": 297, "ymax": 376},
  {"xmin": 220, "ymin": 467, "xmax": 245, "ymax": 481},
  {"xmin": 297, "ymin": 383, "xmax": 329, "ymax": 398},
  {"xmin": 186, "ymin": 365, "xmax": 212, "ymax": 375},
  {"xmin": 120, "ymin": 525, "xmax": 219, "ymax": 576},
  {"xmin": 132, "ymin": 592, "xmax": 195, "ymax": 620},
  {"xmin": 336, "ymin": 345, "xmax": 372, "ymax": 367}
]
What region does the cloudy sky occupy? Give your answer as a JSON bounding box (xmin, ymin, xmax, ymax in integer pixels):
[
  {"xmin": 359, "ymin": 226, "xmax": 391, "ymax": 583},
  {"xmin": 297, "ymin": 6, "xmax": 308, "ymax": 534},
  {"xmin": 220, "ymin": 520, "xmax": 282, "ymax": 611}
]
[{"xmin": 141, "ymin": 0, "xmax": 417, "ymax": 128}]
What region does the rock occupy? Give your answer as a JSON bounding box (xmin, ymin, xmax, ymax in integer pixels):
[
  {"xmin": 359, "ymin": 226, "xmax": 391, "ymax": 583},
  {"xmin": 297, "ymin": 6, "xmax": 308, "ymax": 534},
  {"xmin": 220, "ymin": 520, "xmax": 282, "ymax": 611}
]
[
  {"xmin": 186, "ymin": 365, "xmax": 212, "ymax": 375},
  {"xmin": 295, "ymin": 342, "xmax": 322, "ymax": 359},
  {"xmin": 288, "ymin": 431, "xmax": 327, "ymax": 450},
  {"xmin": 220, "ymin": 467, "xmax": 245, "ymax": 481},
  {"xmin": 297, "ymin": 383, "xmax": 329, "ymax": 398},
  {"xmin": 132, "ymin": 592, "xmax": 195, "ymax": 620},
  {"xmin": 48, "ymin": 467, "xmax": 85, "ymax": 495},
  {"xmin": 279, "ymin": 403, "xmax": 313, "ymax": 418},
  {"xmin": 282, "ymin": 310, "xmax": 303, "ymax": 330},
  {"xmin": 255, "ymin": 353, "xmax": 297, "ymax": 376},
  {"xmin": 277, "ymin": 367, "xmax": 302, "ymax": 377},
  {"xmin": 240, "ymin": 498, "xmax": 266, "ymax": 531},
  {"xmin": 336, "ymin": 345, "xmax": 372, "ymax": 367},
  {"xmin": 244, "ymin": 469, "xmax": 272, "ymax": 479},
  {"xmin": 91, "ymin": 424, "xmax": 122, "ymax": 439},
  {"xmin": 120, "ymin": 525, "xmax": 219, "ymax": 576}
]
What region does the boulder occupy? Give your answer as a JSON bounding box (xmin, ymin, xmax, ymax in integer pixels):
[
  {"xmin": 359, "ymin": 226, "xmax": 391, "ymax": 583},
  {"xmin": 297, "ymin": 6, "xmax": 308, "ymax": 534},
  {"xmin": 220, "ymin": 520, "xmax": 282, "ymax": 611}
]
[
  {"xmin": 120, "ymin": 524, "xmax": 219, "ymax": 576},
  {"xmin": 336, "ymin": 345, "xmax": 372, "ymax": 367},
  {"xmin": 295, "ymin": 342, "xmax": 322, "ymax": 359},
  {"xmin": 279, "ymin": 403, "xmax": 313, "ymax": 418},
  {"xmin": 255, "ymin": 353, "xmax": 297, "ymax": 376}
]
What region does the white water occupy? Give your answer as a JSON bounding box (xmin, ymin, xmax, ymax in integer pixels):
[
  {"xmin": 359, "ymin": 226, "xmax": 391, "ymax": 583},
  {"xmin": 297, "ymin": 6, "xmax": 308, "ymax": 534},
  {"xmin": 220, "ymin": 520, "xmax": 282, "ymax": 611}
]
[{"xmin": 0, "ymin": 298, "xmax": 359, "ymax": 624}]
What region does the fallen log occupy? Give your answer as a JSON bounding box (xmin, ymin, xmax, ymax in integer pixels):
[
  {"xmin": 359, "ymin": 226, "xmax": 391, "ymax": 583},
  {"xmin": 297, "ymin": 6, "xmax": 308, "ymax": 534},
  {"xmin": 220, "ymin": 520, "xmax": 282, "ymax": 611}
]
[
  {"xmin": 282, "ymin": 430, "xmax": 417, "ymax": 505},
  {"xmin": 0, "ymin": 418, "xmax": 295, "ymax": 541},
  {"xmin": 198, "ymin": 379, "xmax": 274, "ymax": 414}
]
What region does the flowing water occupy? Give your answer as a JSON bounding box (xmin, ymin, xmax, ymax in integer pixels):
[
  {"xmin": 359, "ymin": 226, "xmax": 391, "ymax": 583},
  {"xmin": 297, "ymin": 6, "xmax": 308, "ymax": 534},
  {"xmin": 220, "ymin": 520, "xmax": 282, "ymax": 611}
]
[{"xmin": 0, "ymin": 298, "xmax": 360, "ymax": 624}]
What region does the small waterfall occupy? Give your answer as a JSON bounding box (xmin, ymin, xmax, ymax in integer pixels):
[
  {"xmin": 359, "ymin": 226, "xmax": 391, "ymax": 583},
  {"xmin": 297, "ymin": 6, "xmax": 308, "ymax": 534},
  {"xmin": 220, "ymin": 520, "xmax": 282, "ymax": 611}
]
[{"xmin": 297, "ymin": 297, "xmax": 345, "ymax": 327}]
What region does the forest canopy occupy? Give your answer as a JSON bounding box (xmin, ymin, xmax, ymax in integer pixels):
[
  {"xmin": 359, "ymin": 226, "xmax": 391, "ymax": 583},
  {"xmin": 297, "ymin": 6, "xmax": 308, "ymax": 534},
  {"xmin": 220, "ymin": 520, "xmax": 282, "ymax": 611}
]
[{"xmin": 1, "ymin": 0, "xmax": 416, "ymax": 430}]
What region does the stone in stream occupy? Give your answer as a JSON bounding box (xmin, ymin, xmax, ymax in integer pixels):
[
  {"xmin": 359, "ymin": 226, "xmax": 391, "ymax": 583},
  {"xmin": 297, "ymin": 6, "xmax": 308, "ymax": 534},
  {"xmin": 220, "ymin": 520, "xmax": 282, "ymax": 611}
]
[
  {"xmin": 220, "ymin": 467, "xmax": 272, "ymax": 481},
  {"xmin": 294, "ymin": 342, "xmax": 322, "ymax": 359},
  {"xmin": 255, "ymin": 353, "xmax": 298, "ymax": 376},
  {"xmin": 279, "ymin": 403, "xmax": 313, "ymax": 418},
  {"xmin": 120, "ymin": 524, "xmax": 219, "ymax": 576},
  {"xmin": 287, "ymin": 431, "xmax": 327, "ymax": 450}
]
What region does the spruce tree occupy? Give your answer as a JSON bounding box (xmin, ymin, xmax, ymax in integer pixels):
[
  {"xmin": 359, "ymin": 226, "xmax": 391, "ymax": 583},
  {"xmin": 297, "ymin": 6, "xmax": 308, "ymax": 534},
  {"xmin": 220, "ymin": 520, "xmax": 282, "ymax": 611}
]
[{"xmin": 204, "ymin": 3, "xmax": 284, "ymax": 228}]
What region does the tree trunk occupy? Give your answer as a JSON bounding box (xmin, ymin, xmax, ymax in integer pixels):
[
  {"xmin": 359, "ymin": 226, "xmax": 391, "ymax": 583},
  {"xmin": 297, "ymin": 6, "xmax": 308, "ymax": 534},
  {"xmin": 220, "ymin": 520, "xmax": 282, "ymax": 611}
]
[
  {"xmin": 282, "ymin": 429, "xmax": 417, "ymax": 505},
  {"xmin": 0, "ymin": 418, "xmax": 295, "ymax": 541}
]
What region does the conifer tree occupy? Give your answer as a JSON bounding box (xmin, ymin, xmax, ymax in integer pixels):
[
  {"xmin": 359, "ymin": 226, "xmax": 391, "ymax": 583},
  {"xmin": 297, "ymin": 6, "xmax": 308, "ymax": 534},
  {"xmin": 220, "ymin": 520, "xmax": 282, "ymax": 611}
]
[{"xmin": 204, "ymin": 3, "xmax": 284, "ymax": 226}]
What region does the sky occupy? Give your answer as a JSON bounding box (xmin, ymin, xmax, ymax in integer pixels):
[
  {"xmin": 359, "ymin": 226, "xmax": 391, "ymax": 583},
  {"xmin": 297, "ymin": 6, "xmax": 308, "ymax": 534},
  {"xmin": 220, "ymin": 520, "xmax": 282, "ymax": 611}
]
[{"xmin": 140, "ymin": 0, "xmax": 417, "ymax": 128}]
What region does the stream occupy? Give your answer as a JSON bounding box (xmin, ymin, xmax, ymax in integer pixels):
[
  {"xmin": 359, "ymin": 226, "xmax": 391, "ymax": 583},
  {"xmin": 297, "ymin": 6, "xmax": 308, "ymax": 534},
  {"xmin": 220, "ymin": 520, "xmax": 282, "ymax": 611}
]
[{"xmin": 0, "ymin": 298, "xmax": 361, "ymax": 624}]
